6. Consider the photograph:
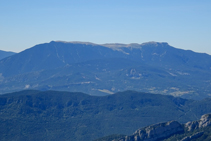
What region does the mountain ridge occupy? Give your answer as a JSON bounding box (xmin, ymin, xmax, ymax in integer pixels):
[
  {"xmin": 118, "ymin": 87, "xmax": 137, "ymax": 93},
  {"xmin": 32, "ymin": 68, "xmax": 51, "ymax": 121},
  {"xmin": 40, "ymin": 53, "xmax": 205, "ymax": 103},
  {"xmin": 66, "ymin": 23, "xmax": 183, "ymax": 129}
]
[{"xmin": 0, "ymin": 41, "xmax": 211, "ymax": 99}]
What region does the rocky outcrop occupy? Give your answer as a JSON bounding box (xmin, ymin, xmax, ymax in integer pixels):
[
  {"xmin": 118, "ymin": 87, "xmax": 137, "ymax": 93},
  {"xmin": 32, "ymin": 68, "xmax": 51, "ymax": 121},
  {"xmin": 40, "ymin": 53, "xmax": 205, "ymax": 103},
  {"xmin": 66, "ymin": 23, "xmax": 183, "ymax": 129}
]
[
  {"xmin": 199, "ymin": 114, "xmax": 211, "ymax": 128},
  {"xmin": 117, "ymin": 114, "xmax": 211, "ymax": 141},
  {"xmin": 118, "ymin": 121, "xmax": 183, "ymax": 141},
  {"xmin": 185, "ymin": 113, "xmax": 211, "ymax": 131}
]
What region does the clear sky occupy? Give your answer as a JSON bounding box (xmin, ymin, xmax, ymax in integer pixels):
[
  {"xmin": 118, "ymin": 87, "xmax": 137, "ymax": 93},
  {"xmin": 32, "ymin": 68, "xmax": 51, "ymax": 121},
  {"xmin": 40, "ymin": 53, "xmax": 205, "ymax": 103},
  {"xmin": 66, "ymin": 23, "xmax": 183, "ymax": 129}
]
[{"xmin": 1, "ymin": 0, "xmax": 211, "ymax": 54}]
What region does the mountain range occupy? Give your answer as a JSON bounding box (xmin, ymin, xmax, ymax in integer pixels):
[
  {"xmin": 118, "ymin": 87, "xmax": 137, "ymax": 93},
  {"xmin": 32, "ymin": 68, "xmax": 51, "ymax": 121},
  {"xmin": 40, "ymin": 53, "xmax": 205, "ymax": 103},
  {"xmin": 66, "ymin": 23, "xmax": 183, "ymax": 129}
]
[
  {"xmin": 1, "ymin": 41, "xmax": 211, "ymax": 141},
  {"xmin": 1, "ymin": 90, "xmax": 211, "ymax": 141},
  {"xmin": 0, "ymin": 41, "xmax": 211, "ymax": 99}
]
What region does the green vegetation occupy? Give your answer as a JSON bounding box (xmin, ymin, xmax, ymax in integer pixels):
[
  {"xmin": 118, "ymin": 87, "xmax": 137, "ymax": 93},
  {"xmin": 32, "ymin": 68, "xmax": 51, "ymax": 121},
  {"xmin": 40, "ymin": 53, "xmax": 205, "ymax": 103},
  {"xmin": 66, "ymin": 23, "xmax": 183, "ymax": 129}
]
[
  {"xmin": 1, "ymin": 90, "xmax": 211, "ymax": 140},
  {"xmin": 93, "ymin": 134, "xmax": 125, "ymax": 141}
]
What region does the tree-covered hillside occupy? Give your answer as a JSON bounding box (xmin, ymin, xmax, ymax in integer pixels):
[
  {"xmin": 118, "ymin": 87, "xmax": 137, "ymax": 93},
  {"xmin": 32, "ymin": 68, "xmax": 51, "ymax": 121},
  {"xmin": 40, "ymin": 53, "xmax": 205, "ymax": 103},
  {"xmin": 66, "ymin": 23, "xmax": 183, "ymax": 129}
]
[{"xmin": 1, "ymin": 90, "xmax": 211, "ymax": 140}]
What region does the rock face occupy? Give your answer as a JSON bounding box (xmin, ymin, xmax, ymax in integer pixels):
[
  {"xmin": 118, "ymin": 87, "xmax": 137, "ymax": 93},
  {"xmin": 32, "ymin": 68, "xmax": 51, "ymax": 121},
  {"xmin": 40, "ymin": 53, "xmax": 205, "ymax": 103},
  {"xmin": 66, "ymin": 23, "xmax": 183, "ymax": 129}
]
[
  {"xmin": 199, "ymin": 114, "xmax": 211, "ymax": 128},
  {"xmin": 185, "ymin": 113, "xmax": 211, "ymax": 131},
  {"xmin": 119, "ymin": 121, "xmax": 184, "ymax": 141},
  {"xmin": 118, "ymin": 114, "xmax": 211, "ymax": 141}
]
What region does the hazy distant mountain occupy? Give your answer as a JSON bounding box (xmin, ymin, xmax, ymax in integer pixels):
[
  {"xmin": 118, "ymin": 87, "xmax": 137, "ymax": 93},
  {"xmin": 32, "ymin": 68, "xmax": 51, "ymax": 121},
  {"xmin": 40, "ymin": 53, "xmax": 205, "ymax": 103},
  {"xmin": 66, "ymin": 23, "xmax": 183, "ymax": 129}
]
[
  {"xmin": 1, "ymin": 41, "xmax": 211, "ymax": 77},
  {"xmin": 0, "ymin": 41, "xmax": 211, "ymax": 99},
  {"xmin": 1, "ymin": 90, "xmax": 211, "ymax": 141},
  {"xmin": 103, "ymin": 41, "xmax": 211, "ymax": 70},
  {"xmin": 0, "ymin": 50, "xmax": 16, "ymax": 60},
  {"xmin": 0, "ymin": 41, "xmax": 126, "ymax": 77}
]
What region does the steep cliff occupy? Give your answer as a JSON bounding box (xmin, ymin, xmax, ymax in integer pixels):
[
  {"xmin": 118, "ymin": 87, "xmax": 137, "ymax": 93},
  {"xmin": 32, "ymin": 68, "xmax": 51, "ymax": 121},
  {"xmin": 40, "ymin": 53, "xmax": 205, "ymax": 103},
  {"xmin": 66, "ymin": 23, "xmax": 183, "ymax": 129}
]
[{"xmin": 185, "ymin": 113, "xmax": 211, "ymax": 131}]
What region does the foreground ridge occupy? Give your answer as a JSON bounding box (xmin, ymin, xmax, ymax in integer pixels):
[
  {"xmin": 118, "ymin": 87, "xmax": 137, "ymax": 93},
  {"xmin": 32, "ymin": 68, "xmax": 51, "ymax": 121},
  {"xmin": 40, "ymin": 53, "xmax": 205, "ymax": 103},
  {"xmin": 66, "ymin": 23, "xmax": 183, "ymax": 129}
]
[
  {"xmin": 98, "ymin": 113, "xmax": 211, "ymax": 141},
  {"xmin": 2, "ymin": 90, "xmax": 211, "ymax": 140},
  {"xmin": 119, "ymin": 121, "xmax": 183, "ymax": 141}
]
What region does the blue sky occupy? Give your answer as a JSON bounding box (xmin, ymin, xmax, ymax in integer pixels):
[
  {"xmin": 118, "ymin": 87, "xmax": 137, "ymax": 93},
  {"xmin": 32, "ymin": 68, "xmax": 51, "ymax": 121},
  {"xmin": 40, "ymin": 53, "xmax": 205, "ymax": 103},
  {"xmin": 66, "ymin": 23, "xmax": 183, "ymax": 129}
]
[{"xmin": 1, "ymin": 0, "xmax": 211, "ymax": 54}]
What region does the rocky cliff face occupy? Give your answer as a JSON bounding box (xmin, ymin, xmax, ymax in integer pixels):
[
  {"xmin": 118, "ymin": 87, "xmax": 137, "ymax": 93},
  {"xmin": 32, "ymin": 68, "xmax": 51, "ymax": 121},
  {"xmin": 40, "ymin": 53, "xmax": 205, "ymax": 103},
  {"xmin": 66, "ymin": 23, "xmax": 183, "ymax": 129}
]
[
  {"xmin": 118, "ymin": 113, "xmax": 211, "ymax": 141},
  {"xmin": 118, "ymin": 121, "xmax": 183, "ymax": 141},
  {"xmin": 185, "ymin": 113, "xmax": 211, "ymax": 131}
]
